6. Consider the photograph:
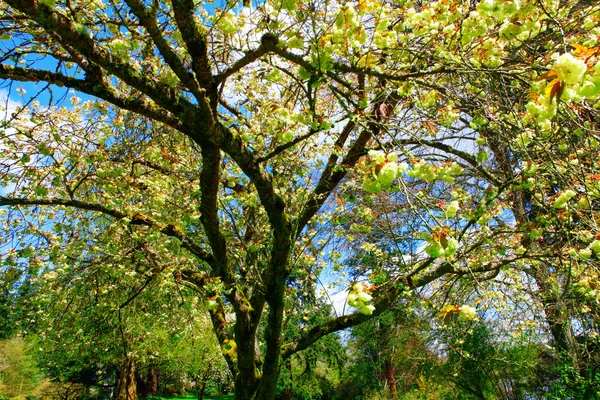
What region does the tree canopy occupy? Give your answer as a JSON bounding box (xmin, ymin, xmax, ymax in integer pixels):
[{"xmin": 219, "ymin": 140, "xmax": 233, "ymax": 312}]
[{"xmin": 1, "ymin": 0, "xmax": 600, "ymax": 399}]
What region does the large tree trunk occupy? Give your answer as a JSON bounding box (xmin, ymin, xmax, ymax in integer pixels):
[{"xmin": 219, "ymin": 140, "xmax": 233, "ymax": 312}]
[
  {"xmin": 532, "ymin": 268, "xmax": 575, "ymax": 357},
  {"xmin": 115, "ymin": 358, "xmax": 137, "ymax": 400},
  {"xmin": 485, "ymin": 131, "xmax": 577, "ymax": 361}
]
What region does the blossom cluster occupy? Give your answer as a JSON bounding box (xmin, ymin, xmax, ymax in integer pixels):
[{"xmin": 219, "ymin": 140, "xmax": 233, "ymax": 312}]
[{"xmin": 347, "ymin": 282, "xmax": 376, "ymax": 315}]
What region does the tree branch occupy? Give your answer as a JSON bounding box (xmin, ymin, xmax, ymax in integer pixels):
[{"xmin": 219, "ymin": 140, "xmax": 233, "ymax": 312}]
[
  {"xmin": 396, "ymin": 138, "xmax": 501, "ymax": 187},
  {"xmin": 0, "ymin": 196, "xmax": 213, "ymax": 262},
  {"xmin": 4, "ymin": 0, "xmax": 202, "ymax": 124},
  {"xmin": 214, "ymin": 33, "xmax": 278, "ymax": 84},
  {"xmin": 296, "ymin": 92, "xmax": 401, "ymax": 234},
  {"xmin": 199, "ymin": 141, "xmax": 229, "ymax": 279},
  {"xmin": 281, "ymin": 251, "xmax": 523, "ymax": 360},
  {"xmin": 0, "ymin": 64, "xmax": 183, "ymax": 130},
  {"xmin": 123, "ymin": 0, "xmax": 204, "ymax": 100},
  {"xmin": 279, "ymin": 277, "xmax": 410, "ymax": 360},
  {"xmin": 272, "ymin": 45, "xmax": 453, "ymax": 83},
  {"xmin": 171, "ymin": 0, "xmax": 213, "ymax": 85},
  {"xmin": 257, "ymin": 127, "xmax": 321, "ymax": 164}
]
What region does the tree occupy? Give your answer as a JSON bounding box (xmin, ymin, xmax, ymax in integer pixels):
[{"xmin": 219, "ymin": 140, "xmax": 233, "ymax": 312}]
[
  {"xmin": 342, "ymin": 308, "xmax": 434, "ymax": 398},
  {"xmin": 0, "ymin": 338, "xmax": 46, "ymax": 399},
  {"xmin": 157, "ymin": 315, "xmax": 230, "ymax": 400},
  {"xmin": 276, "ymin": 300, "xmax": 346, "ymax": 400},
  {"xmin": 1, "ymin": 0, "xmax": 600, "ymax": 399},
  {"xmin": 27, "ymin": 204, "xmax": 225, "ymax": 399}
]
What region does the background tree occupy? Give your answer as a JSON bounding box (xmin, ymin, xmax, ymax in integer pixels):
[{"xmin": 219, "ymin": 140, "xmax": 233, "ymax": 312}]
[
  {"xmin": 0, "ymin": 338, "xmax": 47, "ymax": 399},
  {"xmin": 340, "ymin": 308, "xmax": 434, "ymax": 398},
  {"xmin": 157, "ymin": 317, "xmax": 231, "ymax": 400},
  {"xmin": 28, "ymin": 216, "xmax": 223, "ymax": 399},
  {"xmin": 276, "ymin": 300, "xmax": 346, "ymax": 400}
]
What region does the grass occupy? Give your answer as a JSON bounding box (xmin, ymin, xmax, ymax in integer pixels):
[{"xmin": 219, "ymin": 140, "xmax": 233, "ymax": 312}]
[{"xmin": 143, "ymin": 394, "xmax": 234, "ymax": 400}]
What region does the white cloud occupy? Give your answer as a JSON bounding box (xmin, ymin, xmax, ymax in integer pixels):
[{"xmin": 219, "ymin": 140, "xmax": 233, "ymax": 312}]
[{"xmin": 0, "ymin": 88, "xmax": 23, "ymax": 119}]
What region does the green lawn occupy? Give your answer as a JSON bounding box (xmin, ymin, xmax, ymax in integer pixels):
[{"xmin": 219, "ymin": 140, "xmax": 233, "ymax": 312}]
[{"xmin": 142, "ymin": 394, "xmax": 234, "ymax": 400}]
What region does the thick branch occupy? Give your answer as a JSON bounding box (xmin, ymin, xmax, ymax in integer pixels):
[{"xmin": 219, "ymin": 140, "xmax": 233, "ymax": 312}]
[
  {"xmin": 123, "ymin": 0, "xmax": 204, "ymax": 100},
  {"xmin": 199, "ymin": 142, "xmax": 229, "ymax": 278},
  {"xmin": 213, "ymin": 123, "xmax": 289, "ymax": 242},
  {"xmin": 281, "ymin": 254, "xmax": 526, "ymax": 359},
  {"xmin": 279, "ymin": 266, "xmax": 448, "ymax": 360},
  {"xmin": 279, "ymin": 273, "xmax": 415, "ymax": 360},
  {"xmin": 0, "ymin": 64, "xmax": 183, "ymax": 130},
  {"xmin": 171, "ymin": 0, "xmax": 212, "ymax": 85},
  {"xmin": 214, "ymin": 33, "xmax": 278, "ymax": 84},
  {"xmin": 0, "ymin": 196, "xmax": 213, "ymax": 262},
  {"xmin": 280, "ymin": 311, "xmax": 374, "ymax": 360},
  {"xmin": 0, "ymin": 195, "xmax": 127, "ymax": 218},
  {"xmin": 5, "ymin": 0, "xmax": 202, "ymax": 124}
]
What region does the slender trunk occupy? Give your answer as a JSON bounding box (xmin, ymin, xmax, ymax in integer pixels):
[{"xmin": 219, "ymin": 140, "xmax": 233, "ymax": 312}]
[
  {"xmin": 233, "ymin": 297, "xmax": 285, "ymax": 400},
  {"xmin": 254, "ymin": 281, "xmax": 286, "ymax": 400},
  {"xmin": 383, "ymin": 359, "xmax": 397, "ymax": 396},
  {"xmin": 115, "ymin": 358, "xmax": 137, "ymax": 400},
  {"xmin": 148, "ymin": 368, "xmax": 158, "ymax": 395},
  {"xmin": 233, "ymin": 314, "xmax": 260, "ymax": 400},
  {"xmin": 197, "ymin": 380, "xmax": 206, "ymax": 400}
]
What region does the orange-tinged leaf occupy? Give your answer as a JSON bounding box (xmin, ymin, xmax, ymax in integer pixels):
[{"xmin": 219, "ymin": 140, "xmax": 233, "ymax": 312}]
[
  {"xmin": 570, "ymin": 43, "xmax": 599, "ymax": 59},
  {"xmin": 438, "ymin": 304, "xmax": 458, "ymax": 318},
  {"xmin": 538, "ymin": 69, "xmax": 558, "ymax": 81},
  {"xmin": 545, "ymin": 79, "xmax": 564, "ymax": 105}
]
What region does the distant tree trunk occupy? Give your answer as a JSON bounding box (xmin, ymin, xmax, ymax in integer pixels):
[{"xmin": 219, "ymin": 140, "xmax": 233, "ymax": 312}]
[
  {"xmin": 193, "ymin": 373, "xmax": 208, "ymax": 400},
  {"xmin": 534, "ymin": 269, "xmax": 575, "ymax": 357},
  {"xmin": 197, "ymin": 380, "xmax": 206, "ymax": 400},
  {"xmin": 135, "ymin": 372, "xmax": 147, "ymax": 397},
  {"xmin": 136, "ymin": 367, "xmax": 159, "ymax": 397},
  {"xmin": 383, "ymin": 359, "xmax": 397, "ymax": 396},
  {"xmin": 115, "ymin": 358, "xmax": 137, "ymax": 400},
  {"xmin": 148, "ymin": 368, "xmax": 159, "ymax": 395}
]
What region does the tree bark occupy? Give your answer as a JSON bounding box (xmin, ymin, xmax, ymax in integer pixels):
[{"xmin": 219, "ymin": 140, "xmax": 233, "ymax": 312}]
[
  {"xmin": 148, "ymin": 368, "xmax": 159, "ymax": 396},
  {"xmin": 195, "ymin": 375, "xmax": 206, "ymax": 400},
  {"xmin": 115, "ymin": 358, "xmax": 137, "ymax": 400},
  {"xmin": 533, "ymin": 268, "xmax": 575, "ymax": 356},
  {"xmin": 485, "ymin": 130, "xmax": 576, "ymax": 362},
  {"xmin": 383, "ymin": 359, "xmax": 397, "ymax": 396}
]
